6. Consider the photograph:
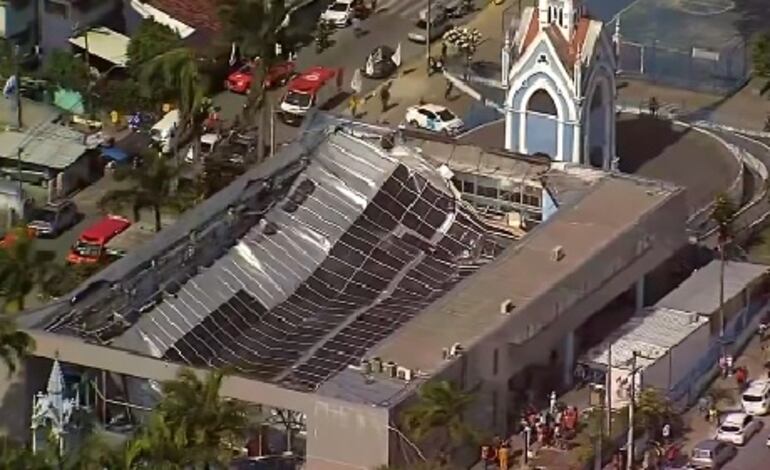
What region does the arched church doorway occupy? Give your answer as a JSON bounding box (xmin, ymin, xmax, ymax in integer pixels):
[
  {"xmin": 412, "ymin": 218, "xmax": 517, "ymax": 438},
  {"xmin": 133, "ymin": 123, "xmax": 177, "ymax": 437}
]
[
  {"xmin": 586, "ymin": 77, "xmax": 611, "ymax": 169},
  {"xmin": 525, "ymin": 89, "xmax": 559, "ymax": 158}
]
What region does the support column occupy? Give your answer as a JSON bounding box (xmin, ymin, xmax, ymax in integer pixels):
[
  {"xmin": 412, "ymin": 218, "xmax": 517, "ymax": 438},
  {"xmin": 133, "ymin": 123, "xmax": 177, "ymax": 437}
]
[
  {"xmin": 505, "ymin": 108, "xmax": 515, "ymax": 151},
  {"xmin": 635, "ymin": 276, "xmax": 645, "ymax": 313},
  {"xmin": 563, "ymin": 330, "xmax": 576, "ymax": 387}
]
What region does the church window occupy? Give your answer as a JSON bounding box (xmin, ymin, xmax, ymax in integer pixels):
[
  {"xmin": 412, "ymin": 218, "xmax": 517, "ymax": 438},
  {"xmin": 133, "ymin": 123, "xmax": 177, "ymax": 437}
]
[
  {"xmin": 547, "ymin": 7, "xmax": 552, "ymax": 23},
  {"xmin": 558, "ymin": 8, "xmax": 564, "ymax": 27},
  {"xmin": 528, "ymin": 89, "xmax": 558, "ymax": 116}
]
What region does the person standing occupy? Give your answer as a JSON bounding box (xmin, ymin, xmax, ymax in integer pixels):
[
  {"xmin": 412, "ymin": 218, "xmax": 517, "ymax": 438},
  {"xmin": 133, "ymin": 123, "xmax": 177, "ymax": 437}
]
[
  {"xmin": 379, "ymin": 83, "xmax": 391, "ymax": 113},
  {"xmin": 444, "ymin": 78, "xmax": 454, "ymax": 100},
  {"xmin": 497, "ymin": 442, "xmax": 509, "ymax": 470}
]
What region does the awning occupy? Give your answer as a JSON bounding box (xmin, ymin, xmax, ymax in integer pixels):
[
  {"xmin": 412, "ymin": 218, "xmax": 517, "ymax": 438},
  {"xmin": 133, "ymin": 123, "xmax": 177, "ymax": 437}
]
[
  {"xmin": 101, "ymin": 147, "xmax": 130, "ymax": 162},
  {"xmin": 69, "ymin": 27, "xmax": 130, "ymax": 67}
]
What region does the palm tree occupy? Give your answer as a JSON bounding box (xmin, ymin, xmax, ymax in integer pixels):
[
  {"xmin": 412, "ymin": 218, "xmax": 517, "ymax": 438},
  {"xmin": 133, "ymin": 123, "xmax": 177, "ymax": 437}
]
[
  {"xmin": 711, "ymin": 193, "xmax": 736, "ymax": 338},
  {"xmin": 0, "ymin": 314, "xmax": 34, "ymax": 376},
  {"xmin": 219, "ymin": 0, "xmax": 287, "ymax": 161},
  {"xmin": 140, "ymin": 47, "xmax": 206, "ymax": 162},
  {"xmin": 99, "ymin": 151, "xmax": 190, "ymax": 232},
  {"xmin": 153, "ymin": 368, "xmax": 249, "ymax": 466},
  {"xmin": 400, "ymin": 380, "xmax": 476, "ymax": 457},
  {"xmin": 0, "ymin": 226, "xmax": 55, "ymax": 311}
]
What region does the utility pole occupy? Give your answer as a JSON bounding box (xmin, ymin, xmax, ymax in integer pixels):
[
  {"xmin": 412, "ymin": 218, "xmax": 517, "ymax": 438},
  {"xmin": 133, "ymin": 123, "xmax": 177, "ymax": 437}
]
[
  {"xmin": 607, "ymin": 342, "xmax": 613, "ymax": 436},
  {"xmin": 595, "ymin": 384, "xmax": 604, "ymax": 470},
  {"xmin": 269, "ymin": 105, "xmax": 276, "ymax": 159},
  {"xmin": 13, "ymin": 44, "xmax": 23, "ymax": 195},
  {"xmin": 426, "ymin": 0, "xmax": 432, "ymax": 73},
  {"xmin": 626, "ymin": 350, "xmax": 638, "ymax": 470}
]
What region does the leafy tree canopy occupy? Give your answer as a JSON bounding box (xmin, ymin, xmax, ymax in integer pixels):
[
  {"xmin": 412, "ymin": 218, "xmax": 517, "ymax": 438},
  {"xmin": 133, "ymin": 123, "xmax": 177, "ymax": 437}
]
[
  {"xmin": 126, "ymin": 19, "xmax": 181, "ymax": 74},
  {"xmin": 753, "ymin": 32, "xmax": 770, "ymax": 78},
  {"xmin": 41, "ymin": 49, "xmax": 89, "ymax": 93}
]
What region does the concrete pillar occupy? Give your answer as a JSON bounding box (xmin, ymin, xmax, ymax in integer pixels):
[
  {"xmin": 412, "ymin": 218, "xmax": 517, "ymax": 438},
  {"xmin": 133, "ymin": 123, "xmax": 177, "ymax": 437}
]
[
  {"xmin": 635, "ymin": 276, "xmax": 645, "ymax": 313},
  {"xmin": 563, "ymin": 330, "xmax": 576, "ymax": 387}
]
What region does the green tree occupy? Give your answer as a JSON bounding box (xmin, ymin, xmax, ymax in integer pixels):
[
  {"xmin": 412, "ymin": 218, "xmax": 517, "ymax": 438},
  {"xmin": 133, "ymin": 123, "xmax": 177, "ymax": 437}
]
[
  {"xmin": 752, "ymin": 32, "xmax": 770, "ymax": 78},
  {"xmin": 0, "ymin": 227, "xmax": 56, "ymax": 311},
  {"xmin": 41, "ymin": 49, "xmax": 89, "ymax": 93},
  {"xmin": 0, "ymin": 314, "xmax": 34, "ymax": 375},
  {"xmin": 98, "ymin": 151, "xmax": 190, "ymax": 232},
  {"xmin": 140, "ymin": 47, "xmax": 206, "ymax": 160},
  {"xmin": 155, "ymin": 368, "xmax": 248, "ymax": 464},
  {"xmin": 401, "ymin": 380, "xmax": 476, "ymax": 457},
  {"xmin": 218, "ymin": 0, "xmax": 286, "ymax": 161},
  {"xmin": 127, "ymin": 19, "xmax": 181, "ymax": 74},
  {"xmin": 636, "ymin": 388, "xmax": 680, "ymax": 439},
  {"xmin": 711, "ymin": 193, "xmax": 736, "ymax": 338}
]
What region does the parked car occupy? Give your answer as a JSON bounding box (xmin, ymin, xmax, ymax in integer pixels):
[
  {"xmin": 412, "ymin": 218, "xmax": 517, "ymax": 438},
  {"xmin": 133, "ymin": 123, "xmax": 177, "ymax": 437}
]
[
  {"xmin": 320, "ymin": 0, "xmax": 362, "ymax": 27},
  {"xmin": 419, "ymin": 0, "xmax": 471, "ymax": 20},
  {"xmin": 362, "ymin": 46, "xmax": 397, "ymax": 79},
  {"xmin": 741, "ymin": 379, "xmax": 770, "ymax": 415},
  {"xmin": 689, "ymin": 439, "xmax": 737, "ymax": 469},
  {"xmin": 226, "ymin": 61, "xmax": 296, "ymax": 93},
  {"xmin": 408, "ymin": 9, "xmax": 451, "ymax": 43},
  {"xmin": 185, "ymin": 133, "xmax": 221, "ymax": 163},
  {"xmin": 404, "ymin": 103, "xmax": 464, "ymax": 134},
  {"xmin": 715, "ymin": 412, "xmax": 761, "ymax": 446},
  {"xmin": 26, "ymin": 200, "xmax": 79, "ymax": 238}
]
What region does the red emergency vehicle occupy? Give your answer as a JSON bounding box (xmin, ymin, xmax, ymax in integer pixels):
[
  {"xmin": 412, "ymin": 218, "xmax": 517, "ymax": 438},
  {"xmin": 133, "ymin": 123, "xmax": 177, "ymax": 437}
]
[
  {"xmin": 279, "ymin": 66, "xmax": 341, "ymax": 126},
  {"xmin": 66, "ymin": 215, "xmax": 131, "ymax": 264}
]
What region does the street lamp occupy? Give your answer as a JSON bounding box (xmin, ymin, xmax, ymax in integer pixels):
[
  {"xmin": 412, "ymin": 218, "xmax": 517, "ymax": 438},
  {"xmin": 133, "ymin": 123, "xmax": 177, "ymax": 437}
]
[{"xmin": 426, "ymin": 0, "xmax": 432, "ymax": 73}]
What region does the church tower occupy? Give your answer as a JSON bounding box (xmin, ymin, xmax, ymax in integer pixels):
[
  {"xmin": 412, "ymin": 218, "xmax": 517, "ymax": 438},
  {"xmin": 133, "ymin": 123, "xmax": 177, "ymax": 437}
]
[{"xmin": 502, "ymin": 0, "xmax": 617, "ymax": 169}]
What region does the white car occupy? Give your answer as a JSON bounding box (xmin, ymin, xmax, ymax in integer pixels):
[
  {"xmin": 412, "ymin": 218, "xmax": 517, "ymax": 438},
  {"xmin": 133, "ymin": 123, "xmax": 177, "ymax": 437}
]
[
  {"xmin": 185, "ymin": 133, "xmax": 220, "ymax": 163},
  {"xmin": 715, "ymin": 412, "xmax": 762, "ymax": 446},
  {"xmin": 741, "ymin": 379, "xmax": 770, "ymax": 415},
  {"xmin": 321, "ymin": 0, "xmax": 356, "ymax": 27},
  {"xmin": 405, "ymin": 104, "xmax": 464, "ymax": 134}
]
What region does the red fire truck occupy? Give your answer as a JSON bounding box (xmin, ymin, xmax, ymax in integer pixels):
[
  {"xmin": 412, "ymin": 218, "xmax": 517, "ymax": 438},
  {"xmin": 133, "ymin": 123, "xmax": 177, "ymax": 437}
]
[{"xmin": 279, "ymin": 66, "xmax": 342, "ymax": 126}]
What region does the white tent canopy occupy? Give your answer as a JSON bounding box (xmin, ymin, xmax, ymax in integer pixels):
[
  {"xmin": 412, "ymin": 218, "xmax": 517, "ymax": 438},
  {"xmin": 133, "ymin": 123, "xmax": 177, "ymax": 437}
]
[{"xmin": 69, "ymin": 27, "xmax": 130, "ymax": 67}]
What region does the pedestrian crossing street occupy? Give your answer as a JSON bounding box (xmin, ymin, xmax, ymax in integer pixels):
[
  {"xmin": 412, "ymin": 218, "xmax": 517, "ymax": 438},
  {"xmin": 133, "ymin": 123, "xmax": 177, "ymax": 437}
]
[{"xmin": 374, "ymin": 0, "xmax": 432, "ymax": 19}]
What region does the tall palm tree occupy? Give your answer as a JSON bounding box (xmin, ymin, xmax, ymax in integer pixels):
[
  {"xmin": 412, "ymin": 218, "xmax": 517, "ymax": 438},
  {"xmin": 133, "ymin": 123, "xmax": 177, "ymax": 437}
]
[
  {"xmin": 140, "ymin": 47, "xmax": 206, "ymax": 162},
  {"xmin": 219, "ymin": 0, "xmax": 286, "ymax": 161},
  {"xmin": 154, "ymin": 368, "xmax": 249, "ymax": 466},
  {"xmin": 0, "ymin": 226, "xmax": 55, "ymax": 311},
  {"xmin": 711, "ymin": 193, "xmax": 736, "ymax": 338},
  {"xmin": 99, "ymin": 151, "xmax": 190, "ymax": 232},
  {"xmin": 400, "ymin": 380, "xmax": 476, "ymax": 457}
]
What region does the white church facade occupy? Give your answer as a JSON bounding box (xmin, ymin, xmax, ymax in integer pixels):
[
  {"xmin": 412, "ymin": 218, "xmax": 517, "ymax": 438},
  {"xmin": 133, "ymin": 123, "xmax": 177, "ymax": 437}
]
[{"xmin": 502, "ymin": 0, "xmax": 617, "ymax": 169}]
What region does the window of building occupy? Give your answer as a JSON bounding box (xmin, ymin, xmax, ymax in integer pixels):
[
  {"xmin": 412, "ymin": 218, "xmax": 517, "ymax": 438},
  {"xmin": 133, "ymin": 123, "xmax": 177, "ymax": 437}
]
[
  {"xmin": 493, "ymin": 348, "xmax": 499, "ymax": 376},
  {"xmin": 558, "ymin": 8, "xmax": 564, "ymax": 27},
  {"xmin": 44, "ymin": 0, "xmax": 68, "ymax": 18},
  {"xmin": 477, "ymin": 185, "xmax": 498, "ymax": 199},
  {"xmin": 462, "ymin": 179, "xmax": 475, "ymax": 194}
]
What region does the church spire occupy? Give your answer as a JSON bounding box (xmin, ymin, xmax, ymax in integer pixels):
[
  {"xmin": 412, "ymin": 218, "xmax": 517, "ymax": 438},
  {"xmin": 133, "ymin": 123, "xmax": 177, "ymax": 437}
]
[{"xmin": 537, "ymin": 0, "xmax": 585, "ymax": 40}]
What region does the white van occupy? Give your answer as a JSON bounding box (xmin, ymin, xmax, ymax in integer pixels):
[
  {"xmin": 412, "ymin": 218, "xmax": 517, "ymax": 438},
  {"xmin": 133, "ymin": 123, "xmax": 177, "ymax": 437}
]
[
  {"xmin": 150, "ymin": 109, "xmax": 179, "ymax": 154},
  {"xmin": 742, "ymin": 380, "xmax": 770, "ymax": 415}
]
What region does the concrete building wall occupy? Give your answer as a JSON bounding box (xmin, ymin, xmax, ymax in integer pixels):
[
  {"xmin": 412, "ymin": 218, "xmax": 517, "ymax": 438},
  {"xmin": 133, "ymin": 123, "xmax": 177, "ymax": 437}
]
[
  {"xmin": 0, "ymin": 0, "xmax": 36, "ymax": 42},
  {"xmin": 403, "ymin": 185, "xmax": 690, "ymax": 458},
  {"xmin": 39, "ymin": 0, "xmax": 120, "ymax": 58},
  {"xmin": 0, "ymin": 356, "xmax": 52, "ymax": 440}
]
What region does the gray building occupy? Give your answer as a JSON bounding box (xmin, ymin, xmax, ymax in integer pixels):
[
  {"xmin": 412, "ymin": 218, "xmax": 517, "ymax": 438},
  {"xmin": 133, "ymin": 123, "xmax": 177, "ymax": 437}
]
[{"xmin": 17, "ymin": 115, "xmax": 688, "ymax": 469}]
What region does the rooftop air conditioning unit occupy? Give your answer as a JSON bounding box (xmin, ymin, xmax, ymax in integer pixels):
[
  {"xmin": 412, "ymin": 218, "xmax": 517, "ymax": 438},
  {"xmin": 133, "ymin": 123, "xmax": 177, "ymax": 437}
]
[
  {"xmin": 450, "ymin": 343, "xmax": 464, "ymax": 357},
  {"xmin": 360, "ymin": 359, "xmax": 372, "ymax": 374},
  {"xmin": 397, "ymin": 366, "xmax": 413, "ymax": 382},
  {"xmin": 551, "ymin": 245, "xmax": 565, "ymax": 262},
  {"xmin": 442, "ymin": 348, "xmax": 450, "ymax": 360},
  {"xmin": 371, "ymin": 357, "xmax": 383, "ymax": 373},
  {"xmin": 384, "ymin": 361, "xmax": 398, "ymax": 378}
]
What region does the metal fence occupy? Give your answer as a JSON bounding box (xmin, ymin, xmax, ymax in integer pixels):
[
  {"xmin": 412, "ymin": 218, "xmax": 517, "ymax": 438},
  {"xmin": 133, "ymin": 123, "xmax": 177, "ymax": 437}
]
[{"xmin": 616, "ymin": 36, "xmax": 749, "ymax": 96}]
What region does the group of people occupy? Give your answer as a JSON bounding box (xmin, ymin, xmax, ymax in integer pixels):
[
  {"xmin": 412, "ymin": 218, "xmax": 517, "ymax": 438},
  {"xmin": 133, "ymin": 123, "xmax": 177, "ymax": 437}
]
[
  {"xmin": 479, "ymin": 436, "xmax": 511, "ymax": 470},
  {"xmin": 520, "ymin": 404, "xmax": 580, "ymax": 452}
]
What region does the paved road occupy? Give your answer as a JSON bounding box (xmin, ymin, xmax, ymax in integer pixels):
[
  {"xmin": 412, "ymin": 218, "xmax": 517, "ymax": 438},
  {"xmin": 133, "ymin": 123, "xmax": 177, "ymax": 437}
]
[
  {"xmin": 214, "ymin": 0, "xmax": 490, "ymax": 145},
  {"xmin": 722, "ymin": 415, "xmax": 770, "ymax": 470}
]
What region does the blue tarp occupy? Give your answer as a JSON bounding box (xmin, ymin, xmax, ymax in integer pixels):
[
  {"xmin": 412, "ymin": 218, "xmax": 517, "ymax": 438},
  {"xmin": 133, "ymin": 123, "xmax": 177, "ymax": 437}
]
[{"xmin": 101, "ymin": 147, "xmax": 129, "ymax": 162}]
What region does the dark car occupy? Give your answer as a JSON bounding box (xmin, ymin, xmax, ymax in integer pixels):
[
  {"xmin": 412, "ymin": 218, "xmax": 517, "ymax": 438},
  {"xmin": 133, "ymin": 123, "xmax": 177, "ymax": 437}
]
[
  {"xmin": 689, "ymin": 439, "xmax": 737, "ymax": 469},
  {"xmin": 26, "ymin": 200, "xmax": 79, "ymax": 238},
  {"xmin": 362, "ymin": 46, "xmax": 397, "ymax": 79}
]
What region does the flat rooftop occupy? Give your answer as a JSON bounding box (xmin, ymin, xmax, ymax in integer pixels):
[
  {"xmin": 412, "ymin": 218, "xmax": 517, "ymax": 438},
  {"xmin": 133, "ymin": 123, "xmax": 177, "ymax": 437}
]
[
  {"xmin": 367, "ymin": 175, "xmax": 676, "ymax": 374},
  {"xmin": 25, "ymin": 115, "xmax": 682, "ymax": 406}
]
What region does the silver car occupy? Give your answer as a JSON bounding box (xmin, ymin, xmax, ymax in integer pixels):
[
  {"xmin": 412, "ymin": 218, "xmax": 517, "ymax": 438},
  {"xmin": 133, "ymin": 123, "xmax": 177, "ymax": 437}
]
[
  {"xmin": 407, "ymin": 11, "xmax": 451, "ymax": 44},
  {"xmin": 26, "ymin": 200, "xmax": 79, "ymax": 238},
  {"xmin": 689, "ymin": 439, "xmax": 737, "ymax": 469}
]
